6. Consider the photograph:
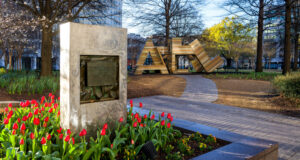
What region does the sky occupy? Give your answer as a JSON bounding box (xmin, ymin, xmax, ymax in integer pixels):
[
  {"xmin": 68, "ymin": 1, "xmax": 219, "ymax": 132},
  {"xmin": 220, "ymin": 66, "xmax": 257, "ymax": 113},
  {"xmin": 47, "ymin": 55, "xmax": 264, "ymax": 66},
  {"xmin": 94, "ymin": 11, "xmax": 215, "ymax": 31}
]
[{"xmin": 122, "ymin": 0, "xmax": 228, "ymax": 37}]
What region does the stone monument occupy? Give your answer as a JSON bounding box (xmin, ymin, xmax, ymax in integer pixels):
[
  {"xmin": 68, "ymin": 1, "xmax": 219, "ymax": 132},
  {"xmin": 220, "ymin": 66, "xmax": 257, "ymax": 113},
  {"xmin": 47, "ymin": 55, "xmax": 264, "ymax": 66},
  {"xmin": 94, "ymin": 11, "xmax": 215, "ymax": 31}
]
[{"xmin": 60, "ymin": 22, "xmax": 127, "ymax": 136}]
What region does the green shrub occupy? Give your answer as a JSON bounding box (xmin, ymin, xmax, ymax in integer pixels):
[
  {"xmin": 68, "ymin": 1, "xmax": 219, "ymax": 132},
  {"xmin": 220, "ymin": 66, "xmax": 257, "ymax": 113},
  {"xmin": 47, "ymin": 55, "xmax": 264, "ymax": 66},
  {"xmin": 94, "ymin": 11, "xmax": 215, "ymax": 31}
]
[{"xmin": 273, "ymin": 72, "xmax": 300, "ymax": 98}]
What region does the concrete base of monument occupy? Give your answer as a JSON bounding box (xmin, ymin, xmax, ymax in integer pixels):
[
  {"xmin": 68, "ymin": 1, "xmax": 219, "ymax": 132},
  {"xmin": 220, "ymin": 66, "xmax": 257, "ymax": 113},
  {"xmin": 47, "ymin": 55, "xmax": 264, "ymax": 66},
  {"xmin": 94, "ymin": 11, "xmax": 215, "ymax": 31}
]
[{"xmin": 130, "ymin": 106, "xmax": 278, "ymax": 160}]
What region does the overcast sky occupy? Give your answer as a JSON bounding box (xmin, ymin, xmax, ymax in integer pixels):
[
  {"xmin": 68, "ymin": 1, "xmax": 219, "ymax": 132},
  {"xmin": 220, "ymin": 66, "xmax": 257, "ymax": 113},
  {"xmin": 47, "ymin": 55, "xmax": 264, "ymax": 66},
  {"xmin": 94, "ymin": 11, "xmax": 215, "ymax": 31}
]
[{"xmin": 122, "ymin": 0, "xmax": 228, "ymax": 37}]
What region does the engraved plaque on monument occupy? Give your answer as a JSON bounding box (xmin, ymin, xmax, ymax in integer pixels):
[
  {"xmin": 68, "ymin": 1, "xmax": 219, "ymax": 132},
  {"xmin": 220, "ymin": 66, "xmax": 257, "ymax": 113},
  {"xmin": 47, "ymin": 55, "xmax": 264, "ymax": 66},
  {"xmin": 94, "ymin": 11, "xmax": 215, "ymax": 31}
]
[{"xmin": 80, "ymin": 55, "xmax": 119, "ymax": 104}]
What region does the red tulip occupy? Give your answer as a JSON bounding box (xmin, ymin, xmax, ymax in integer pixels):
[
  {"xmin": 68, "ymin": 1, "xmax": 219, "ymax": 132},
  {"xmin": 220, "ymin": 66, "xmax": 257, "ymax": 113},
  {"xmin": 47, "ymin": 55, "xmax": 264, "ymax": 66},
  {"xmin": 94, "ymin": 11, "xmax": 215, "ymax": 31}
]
[
  {"xmin": 161, "ymin": 112, "xmax": 165, "ymax": 117},
  {"xmin": 150, "ymin": 114, "xmax": 155, "ymax": 120},
  {"xmin": 67, "ymin": 129, "xmax": 71, "ymax": 135},
  {"xmin": 58, "ymin": 97, "xmax": 60, "ymax": 101},
  {"xmin": 51, "ymin": 95, "xmax": 55, "ymax": 100},
  {"xmin": 65, "ymin": 135, "xmax": 70, "ymax": 142},
  {"xmin": 170, "ymin": 116, "xmax": 173, "ymax": 122},
  {"xmin": 28, "ymin": 112, "xmax": 33, "ymax": 118},
  {"xmin": 12, "ymin": 129, "xmax": 16, "ymax": 135},
  {"xmin": 100, "ymin": 128, "xmax": 106, "ymax": 136},
  {"xmin": 131, "ymin": 139, "xmax": 134, "ymax": 145},
  {"xmin": 139, "ymin": 102, "xmax": 143, "ymax": 108},
  {"xmin": 140, "ymin": 123, "xmax": 144, "ymax": 127},
  {"xmin": 33, "ymin": 118, "xmax": 40, "ymax": 125},
  {"xmin": 44, "ymin": 117, "xmax": 49, "ymax": 122},
  {"xmin": 143, "ymin": 114, "xmax": 147, "ymax": 119},
  {"xmin": 167, "ymin": 123, "xmax": 171, "ymax": 128},
  {"xmin": 137, "ymin": 118, "xmax": 141, "ymax": 123},
  {"xmin": 71, "ymin": 137, "xmax": 75, "ymax": 144},
  {"xmin": 34, "ymin": 108, "xmax": 39, "ymax": 115},
  {"xmin": 20, "ymin": 138, "xmax": 24, "ymax": 145},
  {"xmin": 130, "ymin": 99, "xmax": 133, "ymax": 105},
  {"xmin": 22, "ymin": 116, "xmax": 28, "ymax": 122},
  {"xmin": 43, "ymin": 122, "xmax": 47, "ymax": 128},
  {"xmin": 119, "ymin": 117, "xmax": 124, "ymax": 122},
  {"xmin": 3, "ymin": 118, "xmax": 9, "ymax": 125},
  {"xmin": 34, "ymin": 103, "xmax": 39, "ymax": 108},
  {"xmin": 17, "ymin": 118, "xmax": 21, "ymax": 123},
  {"xmin": 59, "ymin": 134, "xmax": 64, "ymax": 140},
  {"xmin": 103, "ymin": 123, "xmax": 108, "ymax": 130},
  {"xmin": 20, "ymin": 123, "xmax": 26, "ymax": 131},
  {"xmin": 49, "ymin": 93, "xmax": 52, "ymax": 97},
  {"xmin": 57, "ymin": 127, "xmax": 62, "ymax": 133},
  {"xmin": 47, "ymin": 134, "xmax": 51, "ymax": 140},
  {"xmin": 8, "ymin": 103, "xmax": 12, "ymax": 108},
  {"xmin": 45, "ymin": 103, "xmax": 48, "ymax": 107},
  {"xmin": 79, "ymin": 129, "xmax": 87, "ymax": 137},
  {"xmin": 41, "ymin": 137, "xmax": 46, "ymax": 145},
  {"xmin": 48, "ymin": 108, "xmax": 53, "ymax": 113},
  {"xmin": 30, "ymin": 133, "xmax": 35, "ymax": 139},
  {"xmin": 133, "ymin": 122, "xmax": 138, "ymax": 128},
  {"xmin": 54, "ymin": 104, "xmax": 58, "ymax": 109},
  {"xmin": 161, "ymin": 120, "xmax": 165, "ymax": 126},
  {"xmin": 13, "ymin": 123, "xmax": 18, "ymax": 130},
  {"xmin": 134, "ymin": 113, "xmax": 139, "ymax": 119},
  {"xmin": 41, "ymin": 96, "xmax": 45, "ymax": 104},
  {"xmin": 167, "ymin": 113, "xmax": 171, "ymax": 119},
  {"xmin": 111, "ymin": 144, "xmax": 113, "ymax": 149},
  {"xmin": 4, "ymin": 107, "xmax": 9, "ymax": 112}
]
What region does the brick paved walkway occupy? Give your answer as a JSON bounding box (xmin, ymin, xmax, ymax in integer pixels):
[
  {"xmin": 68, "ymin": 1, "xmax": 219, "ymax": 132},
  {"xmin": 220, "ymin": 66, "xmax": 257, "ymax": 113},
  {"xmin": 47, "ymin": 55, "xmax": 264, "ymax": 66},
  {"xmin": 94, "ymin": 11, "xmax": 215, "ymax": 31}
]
[{"xmin": 130, "ymin": 75, "xmax": 300, "ymax": 160}]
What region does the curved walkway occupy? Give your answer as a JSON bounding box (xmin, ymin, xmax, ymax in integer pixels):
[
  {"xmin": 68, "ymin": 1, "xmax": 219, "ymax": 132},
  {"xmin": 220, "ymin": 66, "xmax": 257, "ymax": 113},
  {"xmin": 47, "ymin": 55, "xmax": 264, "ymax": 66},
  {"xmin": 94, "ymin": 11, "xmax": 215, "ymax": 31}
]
[{"xmin": 130, "ymin": 75, "xmax": 300, "ymax": 160}]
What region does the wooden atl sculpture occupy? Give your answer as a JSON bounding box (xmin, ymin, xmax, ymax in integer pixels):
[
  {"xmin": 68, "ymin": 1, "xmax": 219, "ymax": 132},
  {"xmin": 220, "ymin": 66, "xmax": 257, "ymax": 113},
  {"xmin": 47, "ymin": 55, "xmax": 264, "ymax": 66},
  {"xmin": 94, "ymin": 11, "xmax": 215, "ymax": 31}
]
[{"xmin": 135, "ymin": 38, "xmax": 224, "ymax": 75}]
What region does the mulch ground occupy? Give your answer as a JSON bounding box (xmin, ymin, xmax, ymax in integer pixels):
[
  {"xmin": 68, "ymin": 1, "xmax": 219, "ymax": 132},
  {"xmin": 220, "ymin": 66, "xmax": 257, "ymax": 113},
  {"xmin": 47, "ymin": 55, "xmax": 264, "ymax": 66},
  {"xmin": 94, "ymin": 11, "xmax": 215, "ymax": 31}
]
[
  {"xmin": 128, "ymin": 75, "xmax": 186, "ymax": 99},
  {"xmin": 211, "ymin": 78, "xmax": 300, "ymax": 117}
]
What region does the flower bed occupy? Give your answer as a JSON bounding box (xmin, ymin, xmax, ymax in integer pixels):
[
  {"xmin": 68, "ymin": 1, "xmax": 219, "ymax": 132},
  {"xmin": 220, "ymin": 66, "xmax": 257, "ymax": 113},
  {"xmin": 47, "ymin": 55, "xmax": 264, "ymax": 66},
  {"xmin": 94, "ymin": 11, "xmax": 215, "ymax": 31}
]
[{"xmin": 0, "ymin": 95, "xmax": 227, "ymax": 159}]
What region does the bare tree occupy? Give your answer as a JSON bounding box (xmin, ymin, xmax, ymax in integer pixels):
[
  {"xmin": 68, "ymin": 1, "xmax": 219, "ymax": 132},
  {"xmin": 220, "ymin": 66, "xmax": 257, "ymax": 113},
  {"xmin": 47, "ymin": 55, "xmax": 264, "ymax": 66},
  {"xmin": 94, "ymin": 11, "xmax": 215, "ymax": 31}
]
[
  {"xmin": 223, "ymin": 0, "xmax": 284, "ymax": 72},
  {"xmin": 12, "ymin": 0, "xmax": 120, "ymax": 76},
  {"xmin": 283, "ymin": 0, "xmax": 292, "ymax": 74},
  {"xmin": 292, "ymin": 0, "xmax": 300, "ymax": 71},
  {"xmin": 124, "ymin": 0, "xmax": 204, "ymax": 48}
]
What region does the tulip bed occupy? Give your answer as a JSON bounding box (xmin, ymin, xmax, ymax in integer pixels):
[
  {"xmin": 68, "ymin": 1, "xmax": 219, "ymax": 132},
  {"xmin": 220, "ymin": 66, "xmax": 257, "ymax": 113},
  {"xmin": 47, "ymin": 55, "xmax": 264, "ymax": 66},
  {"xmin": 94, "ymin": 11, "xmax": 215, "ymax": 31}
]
[{"xmin": 0, "ymin": 94, "xmax": 226, "ymax": 160}]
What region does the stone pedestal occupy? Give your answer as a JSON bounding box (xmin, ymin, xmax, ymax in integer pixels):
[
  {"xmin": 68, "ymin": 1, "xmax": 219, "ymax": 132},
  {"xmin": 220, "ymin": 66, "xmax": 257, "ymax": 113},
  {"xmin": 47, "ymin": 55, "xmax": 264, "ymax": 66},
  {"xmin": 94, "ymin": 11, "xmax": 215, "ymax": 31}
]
[{"xmin": 60, "ymin": 22, "xmax": 127, "ymax": 136}]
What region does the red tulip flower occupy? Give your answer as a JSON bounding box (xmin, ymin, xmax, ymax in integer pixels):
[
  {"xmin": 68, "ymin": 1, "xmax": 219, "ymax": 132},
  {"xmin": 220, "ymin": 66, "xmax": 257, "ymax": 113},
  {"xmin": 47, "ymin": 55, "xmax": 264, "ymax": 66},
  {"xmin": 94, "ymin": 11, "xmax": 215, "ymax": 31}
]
[
  {"xmin": 65, "ymin": 135, "xmax": 70, "ymax": 142},
  {"xmin": 111, "ymin": 144, "xmax": 113, "ymax": 149},
  {"xmin": 12, "ymin": 129, "xmax": 16, "ymax": 135},
  {"xmin": 130, "ymin": 99, "xmax": 133, "ymax": 105},
  {"xmin": 167, "ymin": 123, "xmax": 171, "ymax": 128},
  {"xmin": 140, "ymin": 123, "xmax": 144, "ymax": 127},
  {"xmin": 28, "ymin": 112, "xmax": 33, "ymax": 118},
  {"xmin": 20, "ymin": 138, "xmax": 24, "ymax": 145},
  {"xmin": 44, "ymin": 117, "xmax": 49, "ymax": 122},
  {"xmin": 30, "ymin": 133, "xmax": 35, "ymax": 139},
  {"xmin": 43, "ymin": 122, "xmax": 47, "ymax": 128},
  {"xmin": 133, "ymin": 122, "xmax": 138, "ymax": 128},
  {"xmin": 3, "ymin": 118, "xmax": 9, "ymax": 125},
  {"xmin": 150, "ymin": 114, "xmax": 155, "ymax": 120},
  {"xmin": 8, "ymin": 103, "xmax": 12, "ymax": 108},
  {"xmin": 41, "ymin": 137, "xmax": 46, "ymax": 145},
  {"xmin": 33, "ymin": 118, "xmax": 40, "ymax": 125},
  {"xmin": 137, "ymin": 118, "xmax": 141, "ymax": 123},
  {"xmin": 139, "ymin": 102, "xmax": 143, "ymax": 108},
  {"xmin": 49, "ymin": 93, "xmax": 52, "ymax": 97},
  {"xmin": 58, "ymin": 97, "xmax": 60, "ymax": 101},
  {"xmin": 51, "ymin": 95, "xmax": 55, "ymax": 100},
  {"xmin": 4, "ymin": 107, "xmax": 9, "ymax": 112},
  {"xmin": 47, "ymin": 134, "xmax": 51, "ymax": 140},
  {"xmin": 22, "ymin": 116, "xmax": 28, "ymax": 122},
  {"xmin": 67, "ymin": 129, "xmax": 71, "ymax": 135},
  {"xmin": 167, "ymin": 113, "xmax": 171, "ymax": 119},
  {"xmin": 41, "ymin": 96, "xmax": 45, "ymax": 104},
  {"xmin": 131, "ymin": 139, "xmax": 135, "ymax": 145},
  {"xmin": 79, "ymin": 129, "xmax": 87, "ymax": 137},
  {"xmin": 57, "ymin": 127, "xmax": 62, "ymax": 133},
  {"xmin": 119, "ymin": 117, "xmax": 124, "ymax": 122},
  {"xmin": 161, "ymin": 112, "xmax": 165, "ymax": 117},
  {"xmin": 71, "ymin": 137, "xmax": 75, "ymax": 144},
  {"xmin": 13, "ymin": 123, "xmax": 18, "ymax": 130},
  {"xmin": 48, "ymin": 108, "xmax": 53, "ymax": 113},
  {"xmin": 170, "ymin": 116, "xmax": 173, "ymax": 122},
  {"xmin": 20, "ymin": 123, "xmax": 26, "ymax": 131},
  {"xmin": 17, "ymin": 118, "xmax": 21, "ymax": 123},
  {"xmin": 100, "ymin": 128, "xmax": 106, "ymax": 136},
  {"xmin": 161, "ymin": 120, "xmax": 165, "ymax": 126},
  {"xmin": 59, "ymin": 134, "xmax": 64, "ymax": 140},
  {"xmin": 143, "ymin": 114, "xmax": 147, "ymax": 119},
  {"xmin": 103, "ymin": 123, "xmax": 108, "ymax": 130},
  {"xmin": 34, "ymin": 108, "xmax": 39, "ymax": 115}
]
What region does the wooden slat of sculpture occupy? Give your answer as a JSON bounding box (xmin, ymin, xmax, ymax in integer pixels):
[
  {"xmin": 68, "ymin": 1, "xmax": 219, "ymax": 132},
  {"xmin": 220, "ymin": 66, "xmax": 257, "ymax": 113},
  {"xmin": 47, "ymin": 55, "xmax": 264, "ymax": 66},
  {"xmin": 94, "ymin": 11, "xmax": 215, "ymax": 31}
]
[
  {"xmin": 134, "ymin": 39, "xmax": 169, "ymax": 75},
  {"xmin": 189, "ymin": 39, "xmax": 224, "ymax": 73}
]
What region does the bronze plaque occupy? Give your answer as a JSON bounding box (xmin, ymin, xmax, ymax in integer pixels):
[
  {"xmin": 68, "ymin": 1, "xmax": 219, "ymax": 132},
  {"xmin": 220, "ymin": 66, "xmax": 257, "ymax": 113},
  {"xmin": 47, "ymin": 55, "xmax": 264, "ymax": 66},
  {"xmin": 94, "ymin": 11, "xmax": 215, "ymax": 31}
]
[{"xmin": 87, "ymin": 60, "xmax": 118, "ymax": 86}]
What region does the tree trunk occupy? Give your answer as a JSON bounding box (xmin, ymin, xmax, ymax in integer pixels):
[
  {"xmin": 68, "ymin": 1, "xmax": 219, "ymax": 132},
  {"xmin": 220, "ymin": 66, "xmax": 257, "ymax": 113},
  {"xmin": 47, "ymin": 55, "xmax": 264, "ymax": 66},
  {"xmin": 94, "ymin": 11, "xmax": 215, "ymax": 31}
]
[
  {"xmin": 283, "ymin": 0, "xmax": 292, "ymax": 75},
  {"xmin": 4, "ymin": 50, "xmax": 8, "ymax": 69},
  {"xmin": 256, "ymin": 0, "xmax": 264, "ymax": 72},
  {"xmin": 41, "ymin": 25, "xmax": 53, "ymax": 77},
  {"xmin": 18, "ymin": 54, "xmax": 22, "ymax": 70},
  {"xmin": 164, "ymin": 0, "xmax": 171, "ymax": 48},
  {"xmin": 235, "ymin": 60, "xmax": 239, "ymax": 72},
  {"xmin": 8, "ymin": 49, "xmax": 13, "ymax": 70},
  {"xmin": 293, "ymin": 33, "xmax": 299, "ymax": 71}
]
